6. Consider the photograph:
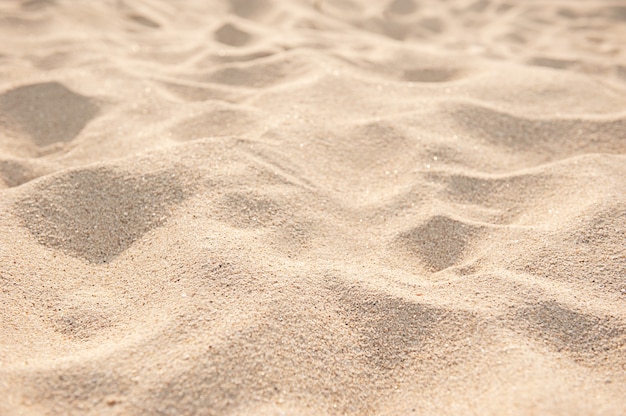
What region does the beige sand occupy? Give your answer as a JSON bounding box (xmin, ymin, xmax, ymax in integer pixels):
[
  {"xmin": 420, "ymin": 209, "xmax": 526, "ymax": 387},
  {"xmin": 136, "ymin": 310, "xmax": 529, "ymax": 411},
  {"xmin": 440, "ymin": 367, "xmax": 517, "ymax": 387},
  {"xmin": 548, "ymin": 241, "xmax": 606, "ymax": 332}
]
[{"xmin": 1, "ymin": 0, "xmax": 625, "ymax": 414}]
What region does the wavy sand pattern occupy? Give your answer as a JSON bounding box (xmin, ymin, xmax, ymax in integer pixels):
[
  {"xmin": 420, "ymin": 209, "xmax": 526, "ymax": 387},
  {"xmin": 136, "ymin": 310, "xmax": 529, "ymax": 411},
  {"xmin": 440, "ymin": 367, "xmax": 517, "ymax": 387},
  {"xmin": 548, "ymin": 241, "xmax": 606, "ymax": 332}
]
[{"xmin": 1, "ymin": 0, "xmax": 625, "ymax": 414}]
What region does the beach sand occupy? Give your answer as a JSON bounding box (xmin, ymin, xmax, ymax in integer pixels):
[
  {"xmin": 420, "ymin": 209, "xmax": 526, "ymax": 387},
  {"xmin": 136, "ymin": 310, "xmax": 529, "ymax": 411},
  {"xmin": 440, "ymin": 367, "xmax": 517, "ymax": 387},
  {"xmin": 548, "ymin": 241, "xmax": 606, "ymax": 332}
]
[{"xmin": 1, "ymin": 0, "xmax": 625, "ymax": 414}]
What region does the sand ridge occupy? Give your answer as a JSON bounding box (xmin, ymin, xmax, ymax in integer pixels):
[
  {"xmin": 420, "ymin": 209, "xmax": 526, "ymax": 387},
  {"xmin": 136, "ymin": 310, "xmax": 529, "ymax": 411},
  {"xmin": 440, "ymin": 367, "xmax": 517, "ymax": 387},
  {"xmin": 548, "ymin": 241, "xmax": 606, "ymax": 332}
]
[{"xmin": 0, "ymin": 0, "xmax": 625, "ymax": 415}]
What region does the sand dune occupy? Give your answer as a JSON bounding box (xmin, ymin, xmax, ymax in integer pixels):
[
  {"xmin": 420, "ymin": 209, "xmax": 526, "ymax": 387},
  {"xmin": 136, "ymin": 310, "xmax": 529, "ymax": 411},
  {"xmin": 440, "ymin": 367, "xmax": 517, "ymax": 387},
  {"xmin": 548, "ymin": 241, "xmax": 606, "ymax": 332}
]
[{"xmin": 1, "ymin": 0, "xmax": 625, "ymax": 414}]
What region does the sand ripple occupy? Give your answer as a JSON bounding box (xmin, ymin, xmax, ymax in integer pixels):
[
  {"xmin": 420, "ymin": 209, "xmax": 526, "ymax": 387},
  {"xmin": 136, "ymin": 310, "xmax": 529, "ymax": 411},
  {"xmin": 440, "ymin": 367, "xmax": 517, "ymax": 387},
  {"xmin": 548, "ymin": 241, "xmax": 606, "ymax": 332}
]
[{"xmin": 1, "ymin": 0, "xmax": 625, "ymax": 415}]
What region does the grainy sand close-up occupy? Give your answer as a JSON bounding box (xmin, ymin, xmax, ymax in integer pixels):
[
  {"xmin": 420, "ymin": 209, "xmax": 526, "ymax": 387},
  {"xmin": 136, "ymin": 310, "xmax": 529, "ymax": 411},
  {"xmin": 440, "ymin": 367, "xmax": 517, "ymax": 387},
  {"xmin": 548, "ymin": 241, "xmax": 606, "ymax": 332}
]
[{"xmin": 1, "ymin": 0, "xmax": 625, "ymax": 414}]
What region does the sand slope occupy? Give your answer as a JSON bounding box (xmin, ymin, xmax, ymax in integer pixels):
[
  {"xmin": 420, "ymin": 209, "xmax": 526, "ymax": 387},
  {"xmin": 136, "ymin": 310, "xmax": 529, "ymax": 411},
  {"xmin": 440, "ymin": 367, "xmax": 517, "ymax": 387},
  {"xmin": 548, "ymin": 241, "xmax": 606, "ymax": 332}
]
[{"xmin": 1, "ymin": 0, "xmax": 625, "ymax": 414}]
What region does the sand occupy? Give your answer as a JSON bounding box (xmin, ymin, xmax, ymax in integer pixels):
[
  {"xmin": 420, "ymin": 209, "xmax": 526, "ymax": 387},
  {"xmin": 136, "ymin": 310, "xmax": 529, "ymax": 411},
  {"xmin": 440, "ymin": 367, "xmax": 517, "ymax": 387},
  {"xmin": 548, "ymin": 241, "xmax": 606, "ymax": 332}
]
[{"xmin": 0, "ymin": 0, "xmax": 625, "ymax": 414}]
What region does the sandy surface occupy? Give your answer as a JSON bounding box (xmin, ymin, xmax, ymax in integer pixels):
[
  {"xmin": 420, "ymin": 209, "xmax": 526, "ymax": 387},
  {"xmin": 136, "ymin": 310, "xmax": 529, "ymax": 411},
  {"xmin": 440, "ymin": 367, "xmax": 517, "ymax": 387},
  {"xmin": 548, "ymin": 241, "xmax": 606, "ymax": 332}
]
[{"xmin": 1, "ymin": 0, "xmax": 625, "ymax": 414}]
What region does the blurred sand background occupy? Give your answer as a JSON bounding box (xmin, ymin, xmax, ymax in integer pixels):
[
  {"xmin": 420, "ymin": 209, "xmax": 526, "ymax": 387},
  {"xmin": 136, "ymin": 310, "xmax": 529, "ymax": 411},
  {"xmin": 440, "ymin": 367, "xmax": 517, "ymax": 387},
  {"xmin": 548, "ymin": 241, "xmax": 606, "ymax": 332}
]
[{"xmin": 0, "ymin": 0, "xmax": 625, "ymax": 414}]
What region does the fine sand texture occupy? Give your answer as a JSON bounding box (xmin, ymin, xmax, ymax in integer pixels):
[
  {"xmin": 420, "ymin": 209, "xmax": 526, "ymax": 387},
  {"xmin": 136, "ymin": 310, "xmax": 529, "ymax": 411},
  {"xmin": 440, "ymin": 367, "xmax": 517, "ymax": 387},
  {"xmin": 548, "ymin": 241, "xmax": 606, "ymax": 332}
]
[{"xmin": 1, "ymin": 0, "xmax": 626, "ymax": 414}]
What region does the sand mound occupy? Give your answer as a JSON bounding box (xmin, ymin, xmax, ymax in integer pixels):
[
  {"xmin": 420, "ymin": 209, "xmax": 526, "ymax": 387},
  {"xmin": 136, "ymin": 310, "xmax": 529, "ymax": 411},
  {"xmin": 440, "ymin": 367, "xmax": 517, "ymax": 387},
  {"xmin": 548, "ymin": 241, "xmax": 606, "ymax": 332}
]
[
  {"xmin": 1, "ymin": 0, "xmax": 625, "ymax": 415},
  {"xmin": 0, "ymin": 82, "xmax": 99, "ymax": 148},
  {"xmin": 16, "ymin": 165, "xmax": 187, "ymax": 263}
]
